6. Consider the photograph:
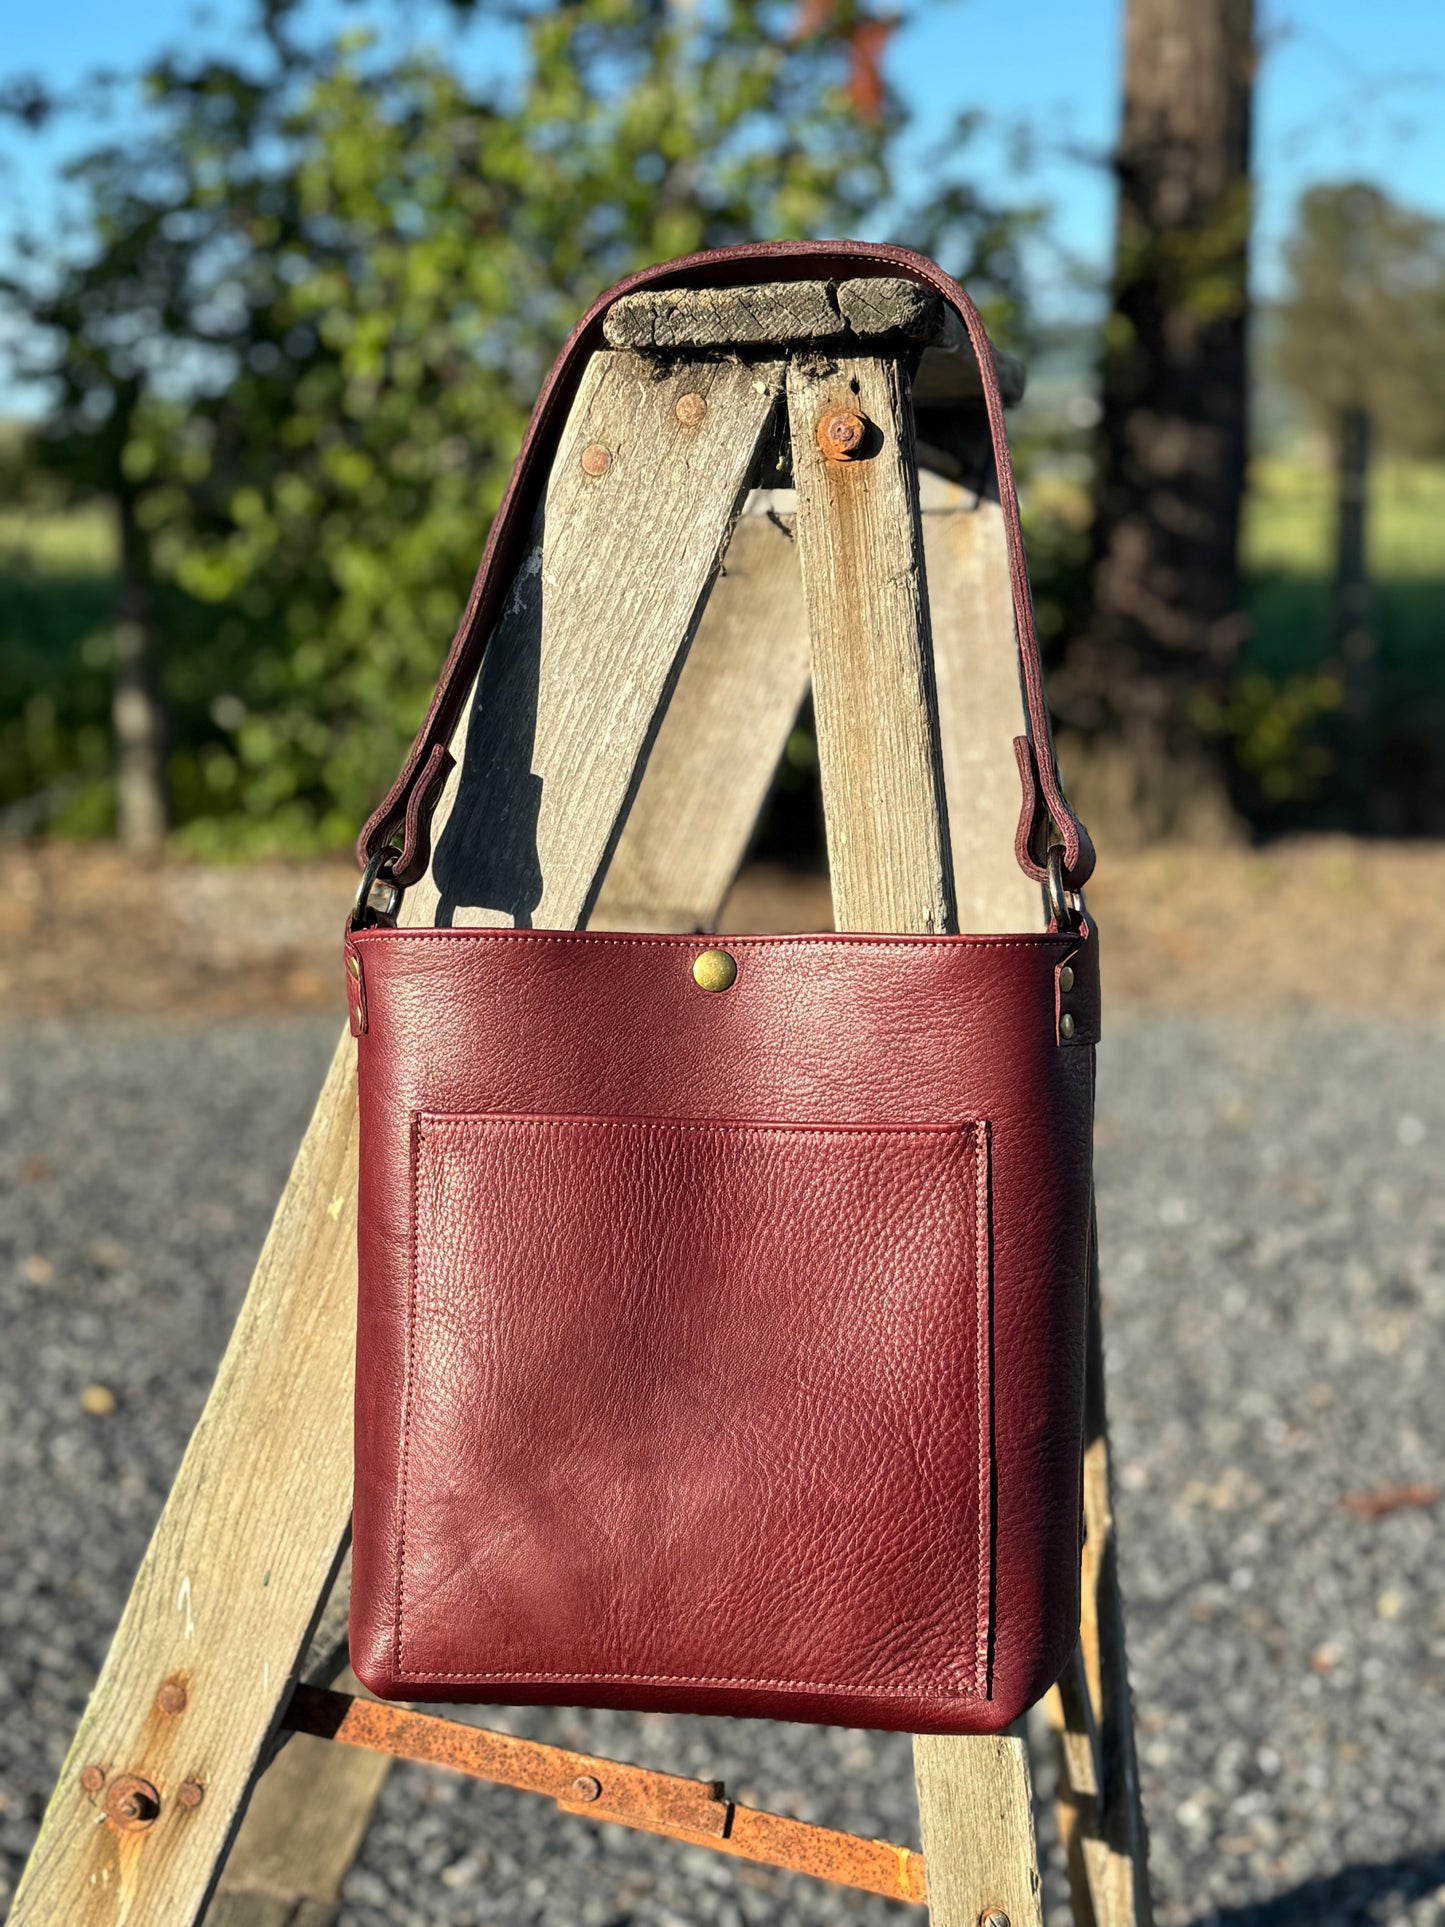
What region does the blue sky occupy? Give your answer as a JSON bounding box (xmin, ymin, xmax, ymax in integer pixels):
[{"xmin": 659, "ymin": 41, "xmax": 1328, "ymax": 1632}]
[
  {"xmin": 891, "ymin": 0, "xmax": 1445, "ymax": 304},
  {"xmin": 2, "ymin": 0, "xmax": 1442, "ymax": 315}
]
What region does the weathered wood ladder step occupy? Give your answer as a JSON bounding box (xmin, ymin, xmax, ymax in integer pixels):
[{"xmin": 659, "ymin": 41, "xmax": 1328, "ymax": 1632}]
[{"xmin": 12, "ymin": 278, "xmax": 1151, "ymax": 1927}]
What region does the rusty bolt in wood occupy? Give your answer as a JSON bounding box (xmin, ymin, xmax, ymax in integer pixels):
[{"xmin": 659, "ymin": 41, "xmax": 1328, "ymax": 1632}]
[
  {"xmin": 675, "ymin": 392, "xmax": 707, "ymax": 428},
  {"xmin": 816, "ymin": 407, "xmax": 866, "ymax": 461},
  {"xmin": 580, "ymin": 443, "xmax": 613, "ymax": 477},
  {"xmin": 571, "ymin": 1774, "xmax": 603, "ymax": 1802},
  {"xmin": 105, "ymin": 1774, "xmax": 161, "ymax": 1832},
  {"xmin": 177, "ymin": 1780, "xmax": 206, "ymax": 1809},
  {"xmin": 156, "ymin": 1680, "xmax": 188, "ymax": 1716},
  {"xmin": 79, "ymin": 1765, "xmax": 106, "ymax": 1795}
]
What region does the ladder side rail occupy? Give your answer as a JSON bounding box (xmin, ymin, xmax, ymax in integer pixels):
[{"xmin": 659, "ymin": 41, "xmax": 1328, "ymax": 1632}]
[{"xmin": 787, "ymin": 352, "xmax": 1046, "ymax": 1927}]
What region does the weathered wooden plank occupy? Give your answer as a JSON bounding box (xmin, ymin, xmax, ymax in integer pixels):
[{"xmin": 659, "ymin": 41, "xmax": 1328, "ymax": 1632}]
[
  {"xmin": 833, "ymin": 274, "xmax": 953, "ymax": 344},
  {"xmin": 205, "ymin": 1673, "xmax": 385, "ymax": 1927},
  {"xmin": 207, "ymin": 1554, "xmax": 385, "ymax": 1927},
  {"xmin": 12, "ymin": 351, "xmax": 783, "ymax": 1927},
  {"xmin": 787, "ymin": 355, "xmax": 956, "ymax": 934},
  {"xmin": 1032, "ymin": 1236, "xmax": 1155, "ymax": 1927},
  {"xmin": 920, "ymin": 471, "xmax": 1044, "ymax": 933},
  {"xmin": 1071, "ymin": 1217, "xmax": 1156, "ymax": 1927},
  {"xmin": 834, "ymin": 278, "xmax": 1024, "ymax": 408},
  {"xmin": 608, "ymin": 277, "xmax": 1024, "ymax": 409},
  {"xmin": 790, "ymin": 352, "xmax": 1038, "ymax": 1926},
  {"xmin": 408, "ymin": 351, "xmax": 784, "ymax": 928},
  {"xmin": 914, "ymin": 1732, "xmax": 1044, "ymax": 1927},
  {"xmin": 593, "ymin": 502, "xmax": 810, "ymax": 932},
  {"xmin": 925, "ymin": 445, "xmax": 1152, "ymax": 1925},
  {"xmin": 605, "ymin": 280, "xmax": 845, "ymax": 349}
]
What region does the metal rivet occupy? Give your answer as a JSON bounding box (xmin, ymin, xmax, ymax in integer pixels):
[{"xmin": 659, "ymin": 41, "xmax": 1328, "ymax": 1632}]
[
  {"xmin": 675, "ymin": 392, "xmax": 707, "ymax": 428},
  {"xmin": 580, "ymin": 443, "xmax": 612, "ymax": 477},
  {"xmin": 156, "ymin": 1680, "xmax": 188, "ymax": 1716},
  {"xmin": 1058, "ymin": 964, "xmax": 1075, "ymax": 993},
  {"xmin": 105, "ymin": 1774, "xmax": 161, "ymax": 1832},
  {"xmin": 692, "ymin": 948, "xmax": 737, "ymax": 993},
  {"xmin": 817, "ymin": 407, "xmax": 866, "ymax": 460},
  {"xmin": 346, "ymin": 953, "xmax": 362, "ymax": 981},
  {"xmin": 177, "ymin": 1780, "xmax": 205, "ymax": 1809},
  {"xmin": 1060, "ymin": 1012, "xmax": 1076, "ymax": 1040},
  {"xmin": 80, "ymin": 1765, "xmax": 106, "ymax": 1794},
  {"xmin": 571, "ymin": 1774, "xmax": 602, "ymax": 1802}
]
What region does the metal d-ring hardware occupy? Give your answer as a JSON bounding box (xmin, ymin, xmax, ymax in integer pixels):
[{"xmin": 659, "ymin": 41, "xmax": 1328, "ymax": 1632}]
[
  {"xmin": 352, "ymin": 843, "xmax": 405, "ymax": 929},
  {"xmin": 1045, "ymin": 845, "xmax": 1084, "ymax": 933}
]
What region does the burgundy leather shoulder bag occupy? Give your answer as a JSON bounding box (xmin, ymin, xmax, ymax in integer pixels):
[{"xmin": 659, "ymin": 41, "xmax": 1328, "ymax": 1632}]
[{"xmin": 345, "ymin": 242, "xmax": 1098, "ymax": 1736}]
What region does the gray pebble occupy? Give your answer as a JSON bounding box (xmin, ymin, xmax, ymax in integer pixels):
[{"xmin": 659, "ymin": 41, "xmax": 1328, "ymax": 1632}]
[{"xmin": 1, "ymin": 1014, "xmax": 1441, "ymax": 1924}]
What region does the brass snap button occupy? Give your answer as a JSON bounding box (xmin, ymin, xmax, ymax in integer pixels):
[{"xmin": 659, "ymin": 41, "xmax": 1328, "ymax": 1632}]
[
  {"xmin": 1058, "ymin": 964, "xmax": 1075, "ymax": 993},
  {"xmin": 692, "ymin": 947, "xmax": 737, "ymax": 993}
]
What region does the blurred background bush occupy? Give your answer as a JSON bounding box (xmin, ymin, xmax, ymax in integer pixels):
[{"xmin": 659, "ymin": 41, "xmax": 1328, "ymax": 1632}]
[{"xmin": 1, "ymin": 0, "xmax": 1442, "ymax": 865}]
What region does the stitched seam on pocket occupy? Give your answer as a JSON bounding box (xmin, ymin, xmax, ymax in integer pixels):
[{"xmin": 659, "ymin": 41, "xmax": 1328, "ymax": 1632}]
[
  {"xmin": 398, "ymin": 1112, "xmax": 990, "ymax": 1698},
  {"xmin": 975, "ymin": 1119, "xmax": 991, "ymax": 1698},
  {"xmin": 388, "ymin": 1665, "xmax": 984, "ymax": 1696},
  {"xmin": 394, "ymin": 1112, "xmax": 422, "ymax": 1676}
]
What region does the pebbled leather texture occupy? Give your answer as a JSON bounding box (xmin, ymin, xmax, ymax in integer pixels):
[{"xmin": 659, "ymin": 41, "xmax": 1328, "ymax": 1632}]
[{"xmin": 349, "ymin": 925, "xmax": 1098, "ymax": 1733}]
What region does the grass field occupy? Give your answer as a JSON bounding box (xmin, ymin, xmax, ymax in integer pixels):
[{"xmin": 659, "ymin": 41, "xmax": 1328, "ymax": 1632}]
[
  {"xmin": 1242, "ymin": 453, "xmax": 1445, "ymax": 580},
  {"xmin": 3, "ymin": 454, "xmax": 1443, "ymax": 840}
]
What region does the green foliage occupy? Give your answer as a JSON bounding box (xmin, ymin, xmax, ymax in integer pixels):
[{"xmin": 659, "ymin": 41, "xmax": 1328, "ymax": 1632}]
[
  {"xmin": 1233, "ymin": 458, "xmax": 1445, "ymax": 826},
  {"xmin": 1205, "ymin": 666, "xmax": 1343, "ymax": 805},
  {"xmin": 1276, "ymin": 183, "xmax": 1445, "ymax": 459},
  {"xmin": 2, "ymin": 0, "xmax": 927, "ymax": 853},
  {"xmin": 0, "ymin": 550, "xmax": 117, "ymax": 834}
]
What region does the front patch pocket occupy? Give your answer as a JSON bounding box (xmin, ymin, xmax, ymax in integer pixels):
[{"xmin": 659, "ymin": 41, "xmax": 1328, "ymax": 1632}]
[{"xmin": 396, "ymin": 1113, "xmax": 992, "ymax": 1704}]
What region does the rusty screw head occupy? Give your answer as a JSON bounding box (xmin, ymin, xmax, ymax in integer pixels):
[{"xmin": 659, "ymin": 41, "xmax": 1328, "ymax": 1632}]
[
  {"xmin": 571, "ymin": 1774, "xmax": 602, "ymax": 1802},
  {"xmin": 580, "ymin": 443, "xmax": 612, "ymax": 478},
  {"xmin": 817, "ymin": 408, "xmax": 866, "ymax": 461},
  {"xmin": 177, "ymin": 1780, "xmax": 206, "ymax": 1810},
  {"xmin": 105, "ymin": 1774, "xmax": 161, "ymax": 1832},
  {"xmin": 675, "ymin": 392, "xmax": 707, "ymax": 428},
  {"xmin": 80, "ymin": 1764, "xmax": 106, "ymax": 1795},
  {"xmin": 156, "ymin": 1680, "xmax": 188, "ymax": 1716}
]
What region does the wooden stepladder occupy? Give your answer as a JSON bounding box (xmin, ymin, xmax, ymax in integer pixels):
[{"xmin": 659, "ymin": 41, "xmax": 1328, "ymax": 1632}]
[{"xmin": 14, "ymin": 277, "xmax": 1152, "ymax": 1927}]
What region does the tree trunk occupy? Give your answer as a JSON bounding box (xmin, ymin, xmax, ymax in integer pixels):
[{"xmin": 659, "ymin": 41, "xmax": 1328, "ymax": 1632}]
[
  {"xmin": 112, "ymin": 488, "xmax": 168, "ymax": 857},
  {"xmin": 1333, "ymin": 404, "xmax": 1376, "ymax": 816},
  {"xmin": 1057, "ymin": 0, "xmax": 1255, "ymax": 844}
]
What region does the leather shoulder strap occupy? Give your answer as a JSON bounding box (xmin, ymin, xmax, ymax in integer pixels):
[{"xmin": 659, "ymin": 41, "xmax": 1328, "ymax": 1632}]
[{"xmin": 357, "ymin": 239, "xmax": 1094, "ymax": 895}]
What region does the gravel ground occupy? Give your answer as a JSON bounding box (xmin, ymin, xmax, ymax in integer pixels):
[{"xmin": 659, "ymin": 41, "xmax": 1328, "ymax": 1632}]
[{"xmin": 1, "ymin": 1013, "xmax": 1442, "ymax": 1925}]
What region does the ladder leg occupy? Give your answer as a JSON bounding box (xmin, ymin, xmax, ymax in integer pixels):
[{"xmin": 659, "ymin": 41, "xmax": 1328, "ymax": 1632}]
[
  {"xmin": 12, "ymin": 350, "xmax": 784, "ymax": 1927},
  {"xmin": 593, "ymin": 500, "xmax": 811, "ymax": 933},
  {"xmin": 922, "ymin": 475, "xmax": 1154, "ymax": 1923},
  {"xmin": 786, "ymin": 353, "xmax": 954, "ymax": 933},
  {"xmin": 1034, "ymin": 1214, "xmax": 1156, "ymax": 1927},
  {"xmin": 788, "ymin": 352, "xmax": 1045, "ymax": 1927},
  {"xmin": 205, "ymin": 1682, "xmax": 386, "ymax": 1927},
  {"xmin": 408, "ymin": 350, "xmax": 785, "ymax": 929},
  {"xmin": 914, "ymin": 1731, "xmax": 1044, "ymax": 1927},
  {"xmin": 920, "ymin": 475, "xmax": 1043, "ymax": 935},
  {"xmin": 207, "ymin": 1555, "xmax": 387, "ymax": 1927},
  {"xmin": 1064, "ymin": 1216, "xmax": 1156, "ymax": 1926}
]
